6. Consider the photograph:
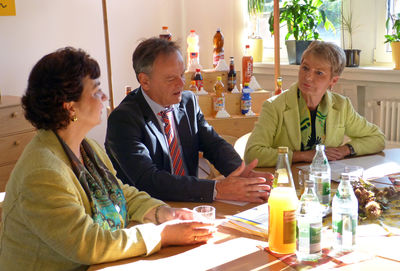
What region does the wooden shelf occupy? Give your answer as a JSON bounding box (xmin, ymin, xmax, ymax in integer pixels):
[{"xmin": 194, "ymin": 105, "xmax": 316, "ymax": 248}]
[{"xmin": 206, "ymin": 115, "xmax": 259, "ymax": 138}]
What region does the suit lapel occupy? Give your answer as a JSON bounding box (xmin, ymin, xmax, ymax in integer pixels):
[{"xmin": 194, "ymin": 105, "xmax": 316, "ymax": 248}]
[
  {"xmin": 283, "ymin": 87, "xmax": 301, "ymax": 150},
  {"xmin": 137, "ymin": 91, "xmax": 170, "ymax": 157}
]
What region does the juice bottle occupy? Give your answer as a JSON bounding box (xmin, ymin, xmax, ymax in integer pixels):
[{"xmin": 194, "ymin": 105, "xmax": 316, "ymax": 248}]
[
  {"xmin": 159, "ymin": 26, "xmax": 172, "ymax": 40},
  {"xmin": 242, "ymin": 45, "xmax": 253, "ymax": 86},
  {"xmin": 213, "ymin": 28, "xmax": 224, "ymax": 68},
  {"xmin": 189, "ymin": 80, "xmax": 198, "ymax": 93},
  {"xmin": 268, "ymin": 146, "xmax": 298, "ymax": 254},
  {"xmin": 275, "ymin": 76, "xmax": 282, "ymax": 96},
  {"xmin": 187, "ymin": 30, "xmax": 199, "ymax": 67},
  {"xmin": 241, "ymin": 83, "xmax": 252, "ymax": 114},
  {"xmin": 213, "ymin": 76, "xmax": 225, "ymax": 114}
]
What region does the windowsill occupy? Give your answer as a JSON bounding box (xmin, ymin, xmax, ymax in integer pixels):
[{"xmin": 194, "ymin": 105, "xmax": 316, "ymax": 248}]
[{"xmin": 253, "ymin": 62, "xmax": 400, "ymax": 84}]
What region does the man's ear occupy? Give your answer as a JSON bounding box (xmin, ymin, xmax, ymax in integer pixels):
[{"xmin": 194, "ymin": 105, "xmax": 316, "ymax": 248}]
[{"xmin": 138, "ymin": 73, "xmax": 150, "ymax": 91}]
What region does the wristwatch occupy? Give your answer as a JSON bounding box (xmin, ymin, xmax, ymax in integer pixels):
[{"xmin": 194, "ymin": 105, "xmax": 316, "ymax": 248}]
[{"xmin": 346, "ymin": 144, "xmax": 356, "ymax": 157}]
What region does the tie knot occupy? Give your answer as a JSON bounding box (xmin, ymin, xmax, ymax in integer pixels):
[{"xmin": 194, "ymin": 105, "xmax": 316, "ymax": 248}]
[{"xmin": 159, "ymin": 107, "xmax": 173, "ymax": 118}]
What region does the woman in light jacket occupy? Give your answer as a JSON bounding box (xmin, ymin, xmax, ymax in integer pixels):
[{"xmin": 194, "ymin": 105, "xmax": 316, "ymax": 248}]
[
  {"xmin": 245, "ymin": 41, "xmax": 385, "ymax": 167},
  {"xmin": 0, "ymin": 47, "xmax": 213, "ymax": 270}
]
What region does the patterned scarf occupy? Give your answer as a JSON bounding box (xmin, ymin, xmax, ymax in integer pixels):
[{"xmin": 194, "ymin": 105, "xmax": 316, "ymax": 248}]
[
  {"xmin": 55, "ymin": 132, "xmax": 128, "ymax": 231},
  {"xmin": 298, "ymin": 89, "xmax": 328, "ymax": 151}
]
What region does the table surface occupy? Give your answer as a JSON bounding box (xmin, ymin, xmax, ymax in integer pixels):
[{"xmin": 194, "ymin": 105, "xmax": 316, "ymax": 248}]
[{"xmin": 89, "ymin": 149, "xmax": 400, "ymax": 270}]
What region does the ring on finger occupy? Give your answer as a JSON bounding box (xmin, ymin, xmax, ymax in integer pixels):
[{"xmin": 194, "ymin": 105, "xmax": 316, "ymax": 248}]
[{"xmin": 194, "ymin": 236, "xmax": 198, "ymax": 241}]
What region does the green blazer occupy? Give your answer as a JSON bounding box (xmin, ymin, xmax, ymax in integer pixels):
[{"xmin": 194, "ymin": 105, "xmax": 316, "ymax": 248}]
[
  {"xmin": 0, "ymin": 130, "xmax": 165, "ymax": 271},
  {"xmin": 245, "ymin": 83, "xmax": 385, "ymax": 167}
]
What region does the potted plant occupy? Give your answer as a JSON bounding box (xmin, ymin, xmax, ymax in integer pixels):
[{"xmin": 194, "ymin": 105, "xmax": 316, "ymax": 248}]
[
  {"xmin": 268, "ymin": 0, "xmax": 335, "ymax": 65},
  {"xmin": 247, "ymin": 0, "xmax": 267, "ymax": 62},
  {"xmin": 341, "ymin": 0, "xmax": 361, "ymax": 67},
  {"xmin": 384, "ymin": 13, "xmax": 400, "ymax": 70}
]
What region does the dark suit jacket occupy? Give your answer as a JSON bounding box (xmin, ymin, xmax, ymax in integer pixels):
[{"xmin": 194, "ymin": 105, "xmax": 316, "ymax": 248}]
[{"xmin": 105, "ymin": 88, "xmax": 242, "ymax": 202}]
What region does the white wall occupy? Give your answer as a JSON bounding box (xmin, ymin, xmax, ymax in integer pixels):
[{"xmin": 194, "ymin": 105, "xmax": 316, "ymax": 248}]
[{"xmin": 0, "ymin": 0, "xmax": 242, "ymax": 144}]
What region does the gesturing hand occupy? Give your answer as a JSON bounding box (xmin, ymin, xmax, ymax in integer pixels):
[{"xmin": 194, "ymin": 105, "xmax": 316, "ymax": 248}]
[{"xmin": 215, "ymin": 161, "xmax": 271, "ymax": 203}]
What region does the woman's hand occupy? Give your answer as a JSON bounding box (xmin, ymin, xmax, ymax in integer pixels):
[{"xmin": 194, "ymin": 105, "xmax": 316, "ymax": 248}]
[
  {"xmin": 325, "ymin": 145, "xmax": 350, "ymax": 161},
  {"xmin": 292, "ymin": 150, "xmax": 315, "ymax": 163},
  {"xmin": 157, "ymin": 206, "xmax": 195, "ymax": 223},
  {"xmin": 159, "ymin": 220, "xmax": 215, "ymax": 247}
]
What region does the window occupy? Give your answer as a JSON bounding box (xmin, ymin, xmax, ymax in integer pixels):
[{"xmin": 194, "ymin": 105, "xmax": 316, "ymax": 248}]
[{"xmin": 245, "ymin": 0, "xmax": 342, "ymax": 63}]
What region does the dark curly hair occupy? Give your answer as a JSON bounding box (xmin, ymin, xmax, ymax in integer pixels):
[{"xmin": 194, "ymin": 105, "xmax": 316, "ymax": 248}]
[{"xmin": 22, "ymin": 47, "xmax": 100, "ymax": 130}]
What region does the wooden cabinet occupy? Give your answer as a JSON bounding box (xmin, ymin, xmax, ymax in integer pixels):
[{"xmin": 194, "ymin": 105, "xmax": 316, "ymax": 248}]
[{"xmin": 0, "ymin": 96, "xmax": 35, "ymax": 192}]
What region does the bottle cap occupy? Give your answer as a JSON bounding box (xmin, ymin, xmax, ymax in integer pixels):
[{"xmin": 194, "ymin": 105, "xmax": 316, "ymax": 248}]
[
  {"xmin": 278, "ymin": 146, "xmax": 289, "ymax": 153},
  {"xmin": 244, "ymin": 83, "xmax": 249, "ymax": 87},
  {"xmin": 162, "ymin": 26, "xmax": 168, "ymax": 30},
  {"xmin": 195, "ymin": 68, "xmax": 200, "ymax": 72},
  {"xmin": 190, "ymin": 29, "xmax": 195, "ymax": 33},
  {"xmin": 217, "ymin": 27, "xmax": 221, "ymax": 32},
  {"xmin": 217, "ymin": 76, "xmax": 222, "ymax": 81},
  {"xmin": 245, "ymin": 45, "xmax": 250, "ymax": 49}
]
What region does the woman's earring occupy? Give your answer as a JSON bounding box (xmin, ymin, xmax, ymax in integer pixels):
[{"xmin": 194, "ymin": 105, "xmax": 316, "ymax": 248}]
[{"xmin": 71, "ymin": 114, "xmax": 78, "ymax": 122}]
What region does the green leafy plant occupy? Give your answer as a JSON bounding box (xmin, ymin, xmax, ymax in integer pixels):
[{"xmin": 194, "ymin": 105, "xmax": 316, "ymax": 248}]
[
  {"xmin": 247, "ymin": 0, "xmax": 267, "ymax": 16},
  {"xmin": 268, "ymin": 0, "xmax": 335, "ymax": 41},
  {"xmin": 384, "ymin": 13, "xmax": 400, "ymax": 43}
]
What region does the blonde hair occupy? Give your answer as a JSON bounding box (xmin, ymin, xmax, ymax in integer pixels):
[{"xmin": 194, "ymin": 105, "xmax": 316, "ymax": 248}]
[{"xmin": 301, "ymin": 41, "xmax": 346, "ymax": 77}]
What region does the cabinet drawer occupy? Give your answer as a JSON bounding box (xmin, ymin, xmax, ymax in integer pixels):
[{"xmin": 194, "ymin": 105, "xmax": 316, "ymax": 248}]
[
  {"xmin": 0, "ymin": 131, "xmax": 36, "ymax": 165},
  {"xmin": 0, "ymin": 105, "xmax": 34, "ymax": 136},
  {"xmin": 0, "ymin": 163, "xmax": 14, "ymax": 192}
]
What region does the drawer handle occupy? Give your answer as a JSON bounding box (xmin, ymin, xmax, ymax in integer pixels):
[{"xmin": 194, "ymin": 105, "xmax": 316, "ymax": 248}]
[
  {"xmin": 14, "ymin": 141, "xmax": 21, "ymax": 146},
  {"xmin": 11, "ymin": 112, "xmax": 18, "ymax": 118}
]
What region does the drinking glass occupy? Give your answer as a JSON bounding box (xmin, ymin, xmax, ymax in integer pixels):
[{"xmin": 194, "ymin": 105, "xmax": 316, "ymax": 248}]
[{"xmin": 193, "ymin": 205, "xmax": 215, "ymax": 221}]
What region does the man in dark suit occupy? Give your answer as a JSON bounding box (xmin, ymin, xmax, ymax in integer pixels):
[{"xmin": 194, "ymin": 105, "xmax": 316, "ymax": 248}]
[{"xmin": 105, "ymin": 37, "xmax": 272, "ymax": 203}]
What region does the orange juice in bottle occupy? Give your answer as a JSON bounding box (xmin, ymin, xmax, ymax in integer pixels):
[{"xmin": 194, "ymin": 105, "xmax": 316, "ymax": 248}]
[{"xmin": 268, "ymin": 146, "xmax": 298, "ymax": 254}]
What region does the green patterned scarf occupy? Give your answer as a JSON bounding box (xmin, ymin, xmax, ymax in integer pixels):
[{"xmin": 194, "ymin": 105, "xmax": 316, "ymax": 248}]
[
  {"xmin": 298, "ymin": 89, "xmax": 328, "ymax": 151},
  {"xmin": 55, "ymin": 132, "xmax": 128, "ymax": 231}
]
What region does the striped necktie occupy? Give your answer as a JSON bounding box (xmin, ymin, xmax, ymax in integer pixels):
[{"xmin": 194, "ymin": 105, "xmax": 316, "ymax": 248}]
[{"xmin": 158, "ymin": 108, "xmax": 185, "ymax": 176}]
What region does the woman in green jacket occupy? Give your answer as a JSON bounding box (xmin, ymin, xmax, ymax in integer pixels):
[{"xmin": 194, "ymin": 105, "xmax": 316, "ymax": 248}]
[
  {"xmin": 245, "ymin": 41, "xmax": 385, "ymax": 167},
  {"xmin": 0, "ymin": 47, "xmax": 213, "ymax": 270}
]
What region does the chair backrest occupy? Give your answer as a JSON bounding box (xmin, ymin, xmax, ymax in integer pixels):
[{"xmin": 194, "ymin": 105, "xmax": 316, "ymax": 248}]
[{"xmin": 234, "ymin": 133, "xmax": 251, "ymax": 159}]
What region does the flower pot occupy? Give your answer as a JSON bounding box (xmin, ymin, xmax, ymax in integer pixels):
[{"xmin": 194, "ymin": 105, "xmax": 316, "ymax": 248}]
[
  {"xmin": 285, "ymin": 40, "xmax": 313, "ymax": 65},
  {"xmin": 391, "ymin": 41, "xmax": 400, "ymax": 70},
  {"xmin": 344, "ymin": 49, "xmax": 361, "ymax": 67}
]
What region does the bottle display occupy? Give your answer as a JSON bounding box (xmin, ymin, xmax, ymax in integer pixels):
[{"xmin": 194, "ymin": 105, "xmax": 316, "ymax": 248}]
[
  {"xmin": 189, "ymin": 80, "xmax": 198, "ymax": 93},
  {"xmin": 268, "ymin": 146, "xmax": 298, "ymax": 254},
  {"xmin": 310, "ymin": 144, "xmax": 331, "ymax": 215},
  {"xmin": 187, "ymin": 30, "xmax": 200, "ymax": 67},
  {"xmin": 159, "ymin": 26, "xmax": 172, "ymax": 40},
  {"xmin": 213, "ymin": 76, "xmax": 225, "ymax": 114},
  {"xmin": 125, "ymin": 86, "xmax": 132, "ymax": 96},
  {"xmin": 332, "ymin": 173, "xmax": 358, "ymax": 253},
  {"xmin": 188, "ymin": 52, "xmax": 202, "ymax": 72},
  {"xmin": 242, "ymin": 45, "xmax": 253, "ymax": 86},
  {"xmin": 213, "ymin": 28, "xmax": 224, "ymax": 68},
  {"xmin": 275, "ymin": 76, "xmax": 283, "ymax": 95},
  {"xmin": 192, "ymin": 68, "xmax": 203, "ymax": 90},
  {"xmin": 227, "ymin": 57, "xmax": 237, "ymax": 92},
  {"xmin": 296, "ymin": 179, "xmax": 323, "ymax": 261},
  {"xmin": 241, "ymin": 83, "xmax": 252, "ymax": 115}
]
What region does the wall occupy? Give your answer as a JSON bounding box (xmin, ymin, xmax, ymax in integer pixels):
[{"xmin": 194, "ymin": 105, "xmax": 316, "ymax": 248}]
[{"xmin": 0, "ymin": 0, "xmax": 241, "ymax": 144}]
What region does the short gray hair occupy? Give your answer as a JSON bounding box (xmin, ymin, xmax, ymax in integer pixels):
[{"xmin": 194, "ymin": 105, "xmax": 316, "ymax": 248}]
[
  {"xmin": 301, "ymin": 41, "xmax": 346, "ymax": 77},
  {"xmin": 132, "ymin": 37, "xmax": 181, "ymax": 81}
]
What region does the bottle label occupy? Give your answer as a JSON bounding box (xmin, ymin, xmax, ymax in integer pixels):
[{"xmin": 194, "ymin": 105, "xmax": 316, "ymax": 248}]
[
  {"xmin": 297, "ymin": 220, "xmax": 322, "ymax": 254},
  {"xmin": 283, "ymin": 210, "xmax": 296, "ymax": 244},
  {"xmin": 311, "ymin": 173, "xmax": 331, "ymax": 205},
  {"xmin": 213, "ymin": 97, "xmax": 225, "ymax": 112},
  {"xmin": 195, "ymin": 80, "xmax": 203, "ymax": 90},
  {"xmin": 227, "ymin": 76, "xmax": 236, "ymax": 91},
  {"xmin": 332, "ymin": 214, "xmax": 357, "ymax": 248},
  {"xmin": 213, "ymin": 52, "xmax": 225, "ymax": 66},
  {"xmin": 241, "ymin": 99, "xmax": 251, "ymax": 113}
]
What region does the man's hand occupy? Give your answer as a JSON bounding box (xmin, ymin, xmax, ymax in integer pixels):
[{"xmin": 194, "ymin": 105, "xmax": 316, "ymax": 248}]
[
  {"xmin": 239, "ymin": 159, "xmax": 274, "ymax": 185},
  {"xmin": 215, "ymin": 161, "xmax": 271, "ymax": 203}
]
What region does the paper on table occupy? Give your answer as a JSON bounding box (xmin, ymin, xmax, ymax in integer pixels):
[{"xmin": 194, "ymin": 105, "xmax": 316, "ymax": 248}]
[{"xmin": 221, "ymin": 203, "xmax": 268, "ymax": 238}]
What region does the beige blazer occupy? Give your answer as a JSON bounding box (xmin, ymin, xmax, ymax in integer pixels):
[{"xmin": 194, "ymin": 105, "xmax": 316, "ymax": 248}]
[
  {"xmin": 0, "ymin": 130, "xmax": 165, "ymax": 270},
  {"xmin": 245, "ymin": 83, "xmax": 385, "ymax": 167}
]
